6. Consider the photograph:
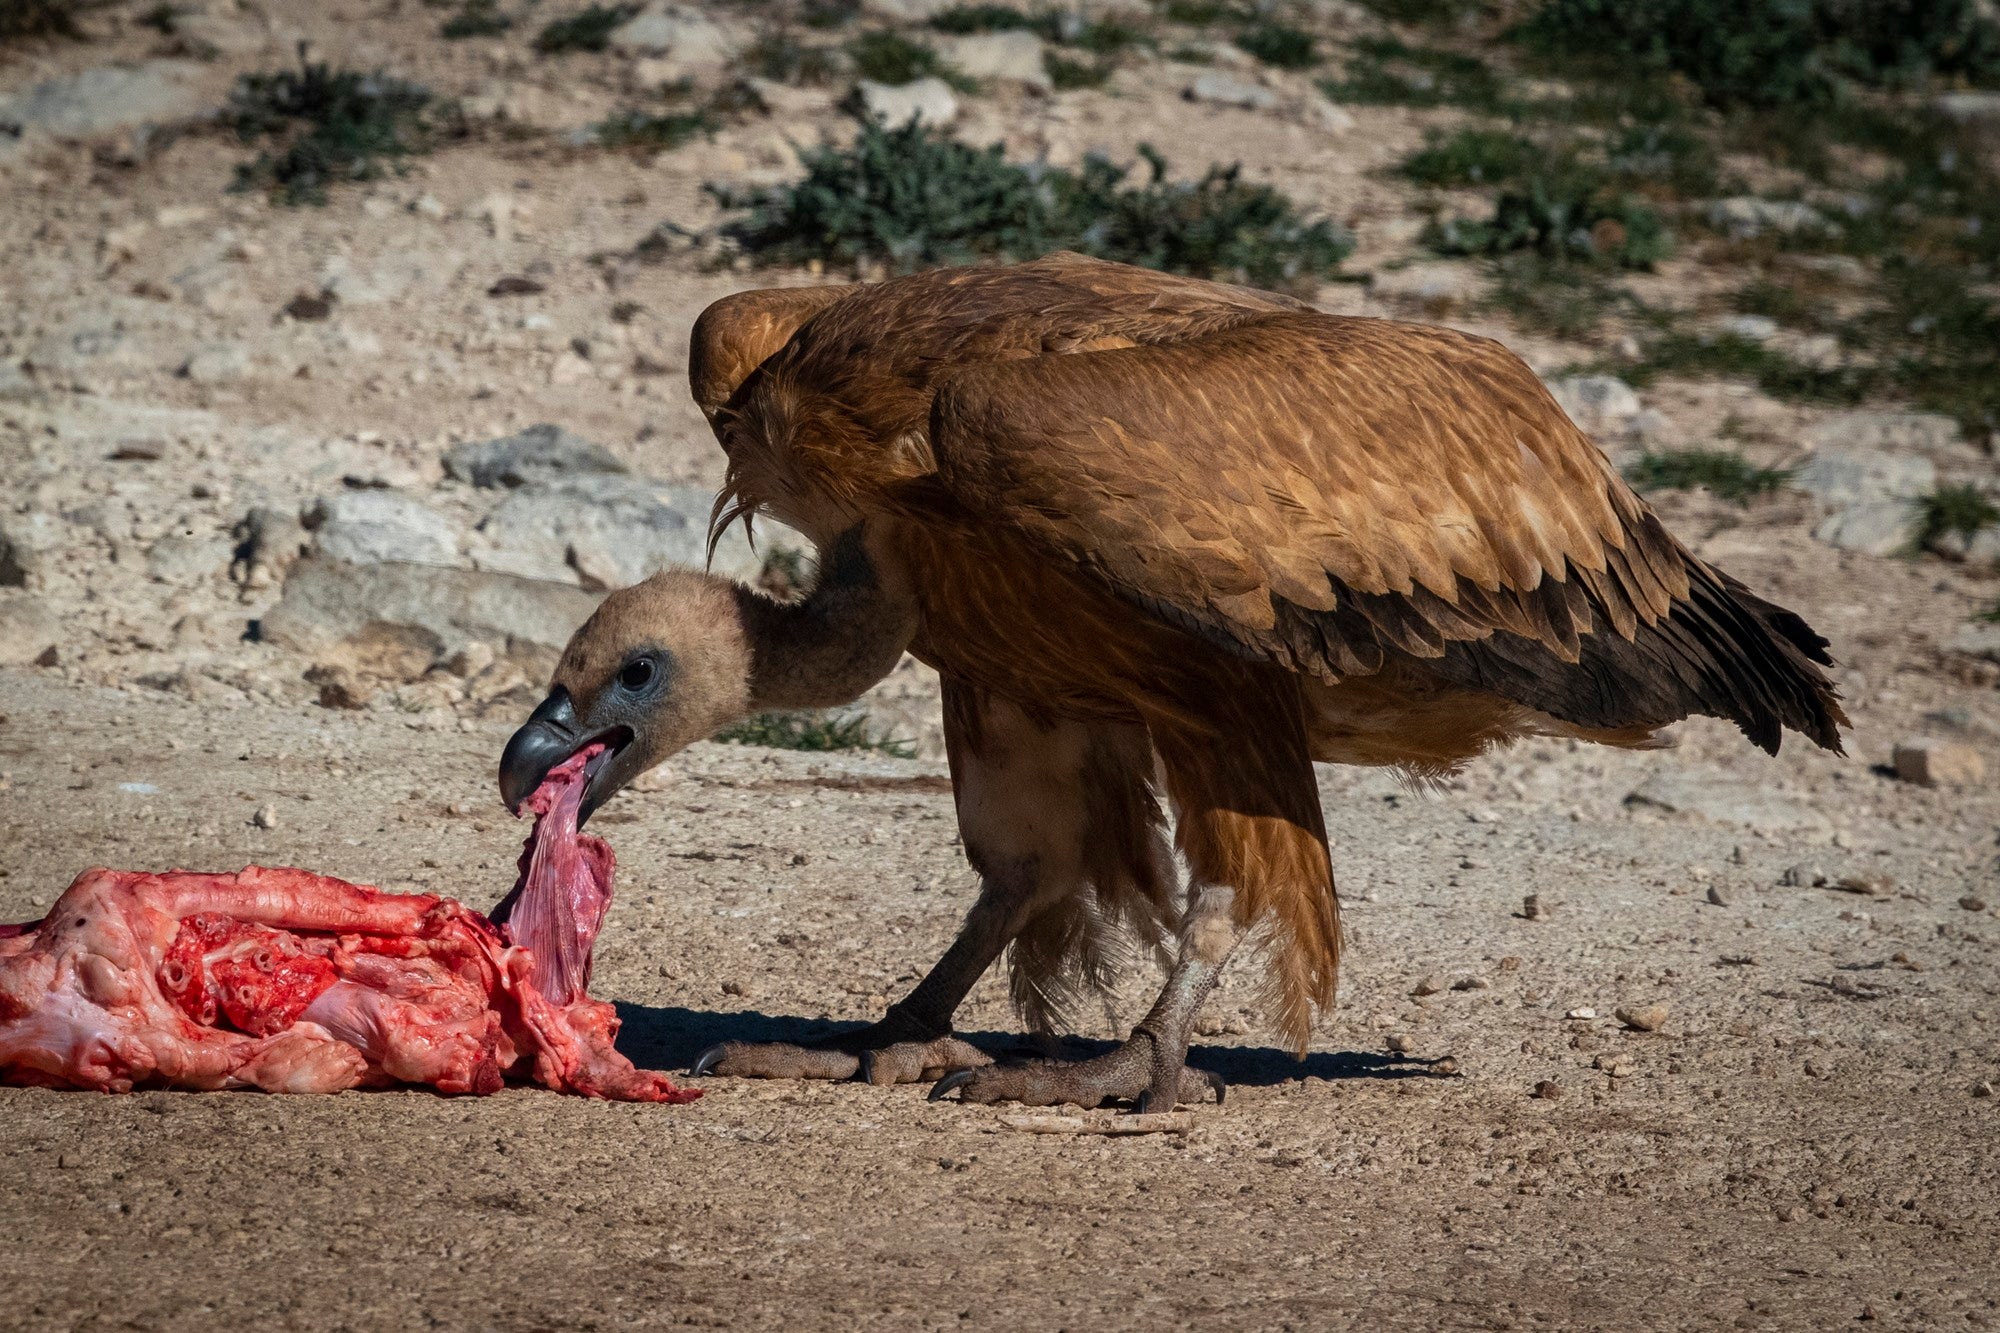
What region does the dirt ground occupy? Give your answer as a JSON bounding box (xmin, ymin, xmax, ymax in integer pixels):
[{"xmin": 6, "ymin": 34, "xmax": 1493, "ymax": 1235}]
[{"xmin": 4, "ymin": 2, "xmax": 2000, "ymax": 1328}]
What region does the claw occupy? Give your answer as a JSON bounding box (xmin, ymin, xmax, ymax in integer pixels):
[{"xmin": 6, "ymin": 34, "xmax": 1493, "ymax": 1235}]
[
  {"xmin": 1134, "ymin": 1089, "xmax": 1158, "ymax": 1116},
  {"xmin": 1204, "ymin": 1070, "xmax": 1226, "ymax": 1107},
  {"xmin": 929, "ymin": 1068, "xmax": 978, "ymax": 1102},
  {"xmin": 689, "ymin": 1044, "xmax": 728, "ymax": 1077},
  {"xmin": 856, "ymin": 1049, "xmax": 878, "ymax": 1085}
]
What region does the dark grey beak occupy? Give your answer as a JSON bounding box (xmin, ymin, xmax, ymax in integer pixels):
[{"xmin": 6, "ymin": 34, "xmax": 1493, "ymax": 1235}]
[{"xmin": 499, "ymin": 687, "xmax": 581, "ymax": 815}]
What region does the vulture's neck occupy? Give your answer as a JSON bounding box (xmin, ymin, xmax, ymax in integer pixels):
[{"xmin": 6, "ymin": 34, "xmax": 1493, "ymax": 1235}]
[{"xmin": 734, "ymin": 526, "xmax": 916, "ymax": 713}]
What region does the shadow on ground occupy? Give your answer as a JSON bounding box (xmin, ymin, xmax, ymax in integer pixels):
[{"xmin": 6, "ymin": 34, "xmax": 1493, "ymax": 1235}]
[{"xmin": 613, "ymin": 1002, "xmax": 1447, "ymax": 1086}]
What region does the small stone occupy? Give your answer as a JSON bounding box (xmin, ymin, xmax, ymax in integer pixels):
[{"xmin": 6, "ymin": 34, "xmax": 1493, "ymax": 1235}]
[
  {"xmin": 314, "ymin": 674, "xmax": 371, "ymax": 710},
  {"xmin": 1891, "ymin": 738, "xmax": 1985, "ymax": 788},
  {"xmin": 941, "ymin": 30, "xmax": 1051, "ymax": 90},
  {"xmin": 1498, "ymin": 956, "xmax": 1521, "ymax": 972},
  {"xmin": 252, "ymin": 804, "xmax": 278, "ymax": 830},
  {"xmin": 1431, "ymin": 1057, "xmax": 1459, "ymax": 1076},
  {"xmin": 33, "ymin": 645, "xmax": 58, "ymax": 668},
  {"xmin": 1185, "ymin": 70, "xmax": 1280, "ymax": 113},
  {"xmin": 283, "ymin": 291, "xmax": 336, "ymax": 322},
  {"xmin": 1961, "ymin": 895, "xmax": 1989, "ymax": 913},
  {"xmin": 1781, "ymin": 863, "xmax": 1828, "ymax": 888},
  {"xmin": 721, "ymin": 979, "xmax": 756, "ymax": 999},
  {"xmin": 1565, "ymin": 1007, "xmax": 1596, "ymax": 1021},
  {"xmin": 1386, "ymin": 1034, "xmax": 1415, "ymax": 1054},
  {"xmin": 1974, "ymin": 1081, "xmax": 1994, "ymax": 1098},
  {"xmin": 1412, "ymin": 972, "xmax": 1448, "ymax": 997},
  {"xmin": 1594, "ymin": 1054, "xmax": 1637, "ymax": 1078},
  {"xmin": 1614, "ymin": 1003, "xmax": 1669, "ymax": 1032},
  {"xmin": 1521, "ymin": 893, "xmax": 1546, "ymax": 920},
  {"xmin": 1707, "ymin": 884, "xmax": 1734, "ymax": 907},
  {"xmin": 1451, "ymin": 975, "xmax": 1490, "ymax": 991},
  {"xmin": 179, "ymin": 342, "xmax": 252, "ymax": 385},
  {"xmin": 1831, "ymin": 872, "xmax": 1896, "ymax": 898},
  {"xmin": 1532, "ymin": 1079, "xmax": 1563, "ymax": 1099}
]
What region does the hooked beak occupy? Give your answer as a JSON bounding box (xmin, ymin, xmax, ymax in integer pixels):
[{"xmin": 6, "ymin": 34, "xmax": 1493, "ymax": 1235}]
[
  {"xmin": 499, "ymin": 687, "xmax": 582, "ymax": 816},
  {"xmin": 498, "ymin": 688, "xmax": 634, "ymax": 825}
]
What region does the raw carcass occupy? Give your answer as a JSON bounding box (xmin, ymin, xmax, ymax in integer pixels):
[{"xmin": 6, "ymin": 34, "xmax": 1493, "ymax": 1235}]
[{"xmin": 0, "ymin": 748, "xmax": 696, "ymax": 1102}]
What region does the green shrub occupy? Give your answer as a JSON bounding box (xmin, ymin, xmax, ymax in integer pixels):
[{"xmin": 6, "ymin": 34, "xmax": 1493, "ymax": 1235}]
[
  {"xmin": 1517, "ymin": 0, "xmax": 2000, "ymax": 108},
  {"xmin": 534, "ymin": 3, "xmax": 635, "ymax": 54},
  {"xmin": 715, "ymin": 711, "xmax": 914, "ymax": 757},
  {"xmin": 596, "ymin": 107, "xmax": 719, "ymax": 151},
  {"xmin": 1427, "ymin": 168, "xmax": 1673, "ymax": 268},
  {"xmin": 1626, "ymin": 449, "xmax": 1792, "ymax": 503},
  {"xmin": 1400, "ymin": 129, "xmax": 1537, "ymax": 188},
  {"xmin": 440, "ymin": 0, "xmax": 510, "ymax": 38},
  {"xmin": 1159, "ymin": 1, "xmax": 1248, "ymax": 23},
  {"xmin": 1322, "ymin": 38, "xmax": 1517, "ymax": 114},
  {"xmin": 1234, "ymin": 21, "xmax": 1316, "ymax": 69},
  {"xmin": 1616, "ymin": 330, "xmax": 1875, "ymax": 404},
  {"xmin": 846, "ymin": 30, "xmax": 970, "ymax": 87},
  {"xmin": 1484, "ymin": 256, "xmax": 1634, "ymax": 339},
  {"xmin": 741, "ymin": 30, "xmax": 843, "ymax": 84},
  {"xmin": 802, "ymin": 0, "xmax": 859, "ymax": 26},
  {"xmin": 0, "ymin": 0, "xmax": 86, "ymax": 39},
  {"xmin": 1911, "ymin": 483, "xmax": 2000, "ymax": 551},
  {"xmin": 711, "ymin": 119, "xmax": 1351, "ymax": 291},
  {"xmin": 930, "ymin": 3, "xmax": 1036, "ymax": 33},
  {"xmin": 1046, "ymin": 52, "xmax": 1112, "ymax": 88},
  {"xmin": 230, "ymin": 54, "xmax": 441, "ymax": 205}
]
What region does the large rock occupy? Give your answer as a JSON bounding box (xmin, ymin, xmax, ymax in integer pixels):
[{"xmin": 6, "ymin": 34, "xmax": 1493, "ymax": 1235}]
[
  {"xmin": 1185, "ymin": 70, "xmax": 1280, "ymax": 113},
  {"xmin": 308, "ymin": 491, "xmax": 464, "ymax": 568},
  {"xmin": 1933, "ymin": 91, "xmax": 2000, "ymax": 125},
  {"xmin": 942, "ymin": 31, "xmax": 1052, "ymax": 91},
  {"xmin": 855, "ymin": 77, "xmax": 959, "ymax": 129},
  {"xmin": 259, "ymin": 557, "xmax": 603, "ymax": 672},
  {"xmin": 0, "ymin": 512, "xmax": 64, "ymax": 587},
  {"xmin": 443, "ymin": 423, "xmax": 629, "ymax": 489},
  {"xmin": 0, "ymin": 591, "xmax": 60, "ymax": 666},
  {"xmin": 1792, "ymin": 448, "xmax": 1936, "ymax": 509},
  {"xmin": 608, "ymin": 3, "xmax": 743, "ymax": 65},
  {"xmin": 1706, "ymin": 197, "xmax": 1826, "ymax": 240},
  {"xmin": 471, "ymin": 474, "xmax": 769, "ymax": 590},
  {"xmin": 1806, "ymin": 411, "xmax": 1963, "ymax": 456},
  {"xmin": 0, "ymin": 61, "xmax": 207, "ymax": 141},
  {"xmin": 1813, "ymin": 500, "xmax": 1913, "ymax": 556},
  {"xmin": 1624, "ymin": 770, "xmax": 1832, "ymax": 838},
  {"xmin": 1547, "ymin": 374, "xmax": 1644, "ymax": 439}
]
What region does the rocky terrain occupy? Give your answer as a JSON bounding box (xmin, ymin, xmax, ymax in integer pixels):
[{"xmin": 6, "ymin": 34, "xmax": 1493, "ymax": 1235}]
[{"xmin": 2, "ymin": 1, "xmax": 1998, "ymax": 1327}]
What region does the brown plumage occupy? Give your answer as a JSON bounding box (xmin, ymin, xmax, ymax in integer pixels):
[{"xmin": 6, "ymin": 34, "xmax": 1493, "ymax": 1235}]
[{"xmin": 506, "ymin": 253, "xmax": 1845, "ymax": 1108}]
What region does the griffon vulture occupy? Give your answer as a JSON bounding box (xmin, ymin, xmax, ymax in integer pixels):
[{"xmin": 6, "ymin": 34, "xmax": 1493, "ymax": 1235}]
[{"xmin": 498, "ymin": 253, "xmax": 1845, "ymax": 1111}]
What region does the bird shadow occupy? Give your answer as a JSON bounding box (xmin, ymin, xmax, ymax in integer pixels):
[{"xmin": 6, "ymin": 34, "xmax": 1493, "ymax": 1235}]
[{"xmin": 611, "ymin": 1003, "xmax": 1447, "ymax": 1086}]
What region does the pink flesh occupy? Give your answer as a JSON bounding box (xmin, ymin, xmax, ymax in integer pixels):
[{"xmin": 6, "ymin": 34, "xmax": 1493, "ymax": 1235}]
[
  {"xmin": 0, "ymin": 865, "xmax": 697, "ymax": 1103},
  {"xmin": 491, "ymin": 742, "xmax": 613, "ymax": 1006}
]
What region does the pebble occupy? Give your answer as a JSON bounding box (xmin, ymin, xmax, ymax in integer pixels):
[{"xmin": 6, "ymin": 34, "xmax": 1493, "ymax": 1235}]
[
  {"xmin": 251, "ymin": 804, "xmax": 278, "ymax": 829},
  {"xmin": 1832, "ymin": 872, "xmax": 1896, "ymax": 898},
  {"xmin": 1451, "ymin": 975, "xmax": 1490, "ymax": 991},
  {"xmin": 1521, "ymin": 893, "xmax": 1547, "ymax": 920},
  {"xmin": 1706, "ymin": 885, "xmax": 1735, "ymax": 906},
  {"xmin": 1891, "ymin": 738, "xmax": 1985, "ymax": 788},
  {"xmin": 1615, "ymin": 1003, "xmax": 1669, "ymax": 1032},
  {"xmin": 1532, "ymin": 1079, "xmax": 1563, "ymax": 1099},
  {"xmin": 1781, "ymin": 863, "xmax": 1828, "ymax": 888},
  {"xmin": 1960, "ymin": 896, "xmax": 1989, "ymax": 913},
  {"xmin": 721, "ymin": 979, "xmax": 755, "ymax": 998},
  {"xmin": 1974, "ymin": 1081, "xmax": 1994, "ymax": 1099},
  {"xmin": 1412, "ymin": 973, "xmax": 1448, "ymax": 997},
  {"xmin": 1565, "ymin": 1007, "xmax": 1596, "ymax": 1020},
  {"xmin": 1386, "ymin": 1034, "xmax": 1415, "ymax": 1054},
  {"xmin": 1594, "ymin": 1054, "xmax": 1637, "ymax": 1078}
]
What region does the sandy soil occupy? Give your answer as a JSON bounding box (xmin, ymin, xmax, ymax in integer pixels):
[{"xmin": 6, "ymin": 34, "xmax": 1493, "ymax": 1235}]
[{"xmin": 3, "ymin": 2, "xmax": 1999, "ymax": 1328}]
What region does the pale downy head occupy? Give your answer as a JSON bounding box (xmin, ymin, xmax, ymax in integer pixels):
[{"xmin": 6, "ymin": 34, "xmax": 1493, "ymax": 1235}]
[{"xmin": 498, "ymin": 568, "xmax": 752, "ymax": 824}]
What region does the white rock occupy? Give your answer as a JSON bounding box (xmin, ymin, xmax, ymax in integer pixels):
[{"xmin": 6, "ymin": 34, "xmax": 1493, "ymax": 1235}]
[
  {"xmin": 1707, "ymin": 196, "xmax": 1826, "ymax": 240},
  {"xmin": 1547, "ymin": 374, "xmax": 1643, "ymax": 438},
  {"xmin": 316, "ymin": 255, "xmax": 417, "ymax": 306},
  {"xmin": 608, "ymin": 3, "xmax": 743, "ymax": 65},
  {"xmin": 860, "ymin": 0, "xmax": 961, "ymax": 19},
  {"xmin": 0, "ymin": 61, "xmax": 206, "ymax": 140},
  {"xmin": 145, "ymin": 533, "xmax": 231, "ymax": 585},
  {"xmin": 1793, "ymin": 448, "xmax": 1936, "ymax": 508},
  {"xmin": 855, "ymin": 77, "xmax": 959, "ymax": 129},
  {"xmin": 310, "ymin": 491, "xmax": 464, "ymax": 568},
  {"xmin": 179, "ymin": 343, "xmax": 252, "ymax": 385},
  {"xmin": 1948, "ymin": 621, "xmax": 2000, "ymax": 663},
  {"xmin": 1806, "ymin": 411, "xmax": 1962, "ymax": 456},
  {"xmin": 1368, "ymin": 262, "xmax": 1481, "ymax": 304},
  {"xmin": 471, "ymin": 474, "xmax": 777, "ymax": 589},
  {"xmin": 1933, "ymin": 90, "xmax": 2000, "ymax": 125},
  {"xmin": 942, "ymin": 31, "xmax": 1052, "ymax": 91},
  {"xmin": 1721, "ymin": 314, "xmax": 1777, "ymax": 341},
  {"xmin": 1813, "ymin": 500, "xmax": 1914, "ymax": 556},
  {"xmin": 1931, "ymin": 525, "xmax": 2000, "ymax": 568},
  {"xmin": 1185, "ymin": 70, "xmax": 1279, "ymax": 113},
  {"xmin": 1297, "ymin": 89, "xmax": 1356, "ymax": 133},
  {"xmin": 0, "ymin": 591, "xmax": 60, "ymax": 666}
]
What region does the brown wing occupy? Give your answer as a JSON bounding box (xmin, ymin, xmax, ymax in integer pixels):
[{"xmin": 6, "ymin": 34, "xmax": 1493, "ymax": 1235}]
[
  {"xmin": 926, "ymin": 311, "xmax": 1845, "ymax": 753},
  {"xmin": 688, "ymin": 284, "xmax": 857, "ymax": 421}
]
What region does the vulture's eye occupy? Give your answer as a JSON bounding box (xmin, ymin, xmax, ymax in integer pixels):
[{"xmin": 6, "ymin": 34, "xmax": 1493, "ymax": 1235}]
[{"xmin": 618, "ymin": 658, "xmax": 655, "ymax": 693}]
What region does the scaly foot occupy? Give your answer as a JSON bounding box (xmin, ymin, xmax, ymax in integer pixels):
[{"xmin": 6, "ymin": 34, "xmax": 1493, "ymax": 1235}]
[
  {"xmin": 689, "ymin": 1009, "xmax": 991, "ymax": 1086},
  {"xmin": 928, "ymin": 1030, "xmax": 1223, "ymax": 1111}
]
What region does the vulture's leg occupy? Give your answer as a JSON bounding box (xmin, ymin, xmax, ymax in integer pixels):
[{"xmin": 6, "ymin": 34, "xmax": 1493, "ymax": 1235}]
[
  {"xmin": 933, "ymin": 668, "xmax": 1335, "ymax": 1111},
  {"xmin": 692, "ymin": 684, "xmax": 1167, "ymax": 1086}
]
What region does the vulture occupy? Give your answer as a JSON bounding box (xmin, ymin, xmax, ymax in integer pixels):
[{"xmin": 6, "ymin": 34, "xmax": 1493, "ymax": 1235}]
[{"xmin": 498, "ymin": 253, "xmax": 1846, "ymax": 1112}]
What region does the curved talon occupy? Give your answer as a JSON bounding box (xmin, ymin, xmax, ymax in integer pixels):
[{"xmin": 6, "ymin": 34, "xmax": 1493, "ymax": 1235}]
[
  {"xmin": 929, "ymin": 1068, "xmax": 978, "ymax": 1102},
  {"xmin": 856, "ymin": 1049, "xmax": 879, "ymax": 1085},
  {"xmin": 1134, "ymin": 1089, "xmax": 1159, "ymax": 1116},
  {"xmin": 689, "ymin": 1044, "xmax": 728, "ymax": 1077},
  {"xmin": 1204, "ymin": 1070, "xmax": 1226, "ymax": 1106}
]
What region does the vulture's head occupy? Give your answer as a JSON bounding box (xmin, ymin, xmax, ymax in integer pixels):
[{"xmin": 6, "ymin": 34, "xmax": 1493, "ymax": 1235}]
[{"xmin": 498, "ymin": 569, "xmax": 751, "ymax": 824}]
